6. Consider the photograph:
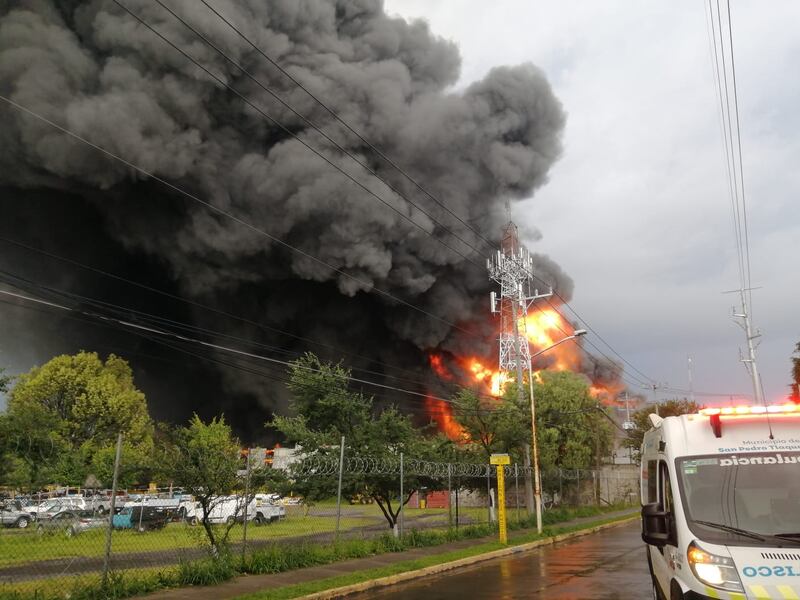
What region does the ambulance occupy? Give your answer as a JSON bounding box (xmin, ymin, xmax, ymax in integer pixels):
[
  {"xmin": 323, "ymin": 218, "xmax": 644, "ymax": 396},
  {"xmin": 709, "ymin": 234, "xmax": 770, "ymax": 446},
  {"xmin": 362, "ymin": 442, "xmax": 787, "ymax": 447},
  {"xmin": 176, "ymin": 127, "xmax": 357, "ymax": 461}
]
[{"xmin": 640, "ymin": 403, "xmax": 800, "ymax": 600}]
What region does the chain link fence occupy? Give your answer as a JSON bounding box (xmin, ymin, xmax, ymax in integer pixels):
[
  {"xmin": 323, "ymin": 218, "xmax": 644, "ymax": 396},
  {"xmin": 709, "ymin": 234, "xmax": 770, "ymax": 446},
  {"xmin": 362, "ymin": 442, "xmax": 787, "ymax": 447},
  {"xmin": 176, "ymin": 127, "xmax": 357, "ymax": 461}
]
[{"xmin": 0, "ymin": 449, "xmax": 639, "ymax": 598}]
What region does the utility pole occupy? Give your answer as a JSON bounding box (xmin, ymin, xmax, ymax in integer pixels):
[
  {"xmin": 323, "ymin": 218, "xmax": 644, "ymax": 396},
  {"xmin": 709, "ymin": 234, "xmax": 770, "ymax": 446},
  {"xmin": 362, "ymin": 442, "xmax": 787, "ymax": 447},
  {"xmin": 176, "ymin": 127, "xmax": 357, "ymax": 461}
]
[
  {"xmin": 621, "ymin": 392, "xmax": 634, "ymax": 464},
  {"xmin": 687, "ymin": 355, "xmax": 695, "ymax": 405},
  {"xmin": 488, "ymin": 216, "xmax": 551, "ymax": 533},
  {"xmin": 729, "ymin": 288, "xmax": 764, "ymax": 405},
  {"xmin": 643, "ymin": 383, "xmax": 663, "ymax": 416}
]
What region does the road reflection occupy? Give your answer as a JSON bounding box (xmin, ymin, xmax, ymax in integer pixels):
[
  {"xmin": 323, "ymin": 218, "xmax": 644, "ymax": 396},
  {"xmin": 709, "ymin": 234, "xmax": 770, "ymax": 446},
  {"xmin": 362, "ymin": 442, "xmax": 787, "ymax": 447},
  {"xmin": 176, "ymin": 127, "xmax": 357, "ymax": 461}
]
[{"xmin": 353, "ymin": 520, "xmax": 650, "ymax": 599}]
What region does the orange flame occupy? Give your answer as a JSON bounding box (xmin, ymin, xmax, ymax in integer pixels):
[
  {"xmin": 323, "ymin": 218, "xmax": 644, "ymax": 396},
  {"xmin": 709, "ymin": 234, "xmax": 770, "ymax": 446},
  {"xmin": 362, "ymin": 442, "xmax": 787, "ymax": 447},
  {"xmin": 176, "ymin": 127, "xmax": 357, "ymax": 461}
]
[
  {"xmin": 424, "ymin": 394, "xmax": 468, "ymax": 442},
  {"xmin": 463, "ymin": 358, "xmax": 508, "ymax": 397},
  {"xmin": 429, "ymin": 354, "xmax": 453, "ymax": 381},
  {"xmin": 523, "ymin": 308, "xmax": 581, "ymax": 373},
  {"xmin": 424, "ymin": 305, "xmax": 623, "ymax": 439}
]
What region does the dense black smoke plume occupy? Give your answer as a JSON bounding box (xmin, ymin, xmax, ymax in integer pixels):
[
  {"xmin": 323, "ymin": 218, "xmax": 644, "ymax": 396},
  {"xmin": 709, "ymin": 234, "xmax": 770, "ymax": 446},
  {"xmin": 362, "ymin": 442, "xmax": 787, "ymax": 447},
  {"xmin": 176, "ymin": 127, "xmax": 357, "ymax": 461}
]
[{"xmin": 0, "ymin": 0, "xmax": 578, "ymax": 441}]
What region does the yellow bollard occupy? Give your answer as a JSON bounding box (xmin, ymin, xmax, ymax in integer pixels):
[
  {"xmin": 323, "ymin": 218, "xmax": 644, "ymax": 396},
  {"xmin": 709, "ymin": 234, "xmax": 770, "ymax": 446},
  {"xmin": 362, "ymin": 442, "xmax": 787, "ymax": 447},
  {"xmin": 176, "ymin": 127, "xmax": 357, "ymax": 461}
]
[{"xmin": 490, "ymin": 454, "xmax": 510, "ymax": 544}]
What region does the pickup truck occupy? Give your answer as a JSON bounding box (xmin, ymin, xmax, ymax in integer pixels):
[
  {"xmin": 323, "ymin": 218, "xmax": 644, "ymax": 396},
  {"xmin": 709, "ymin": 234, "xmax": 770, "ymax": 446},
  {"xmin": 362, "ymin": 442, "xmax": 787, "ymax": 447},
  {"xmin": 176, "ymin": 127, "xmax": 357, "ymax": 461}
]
[{"xmin": 253, "ymin": 494, "xmax": 286, "ymax": 524}]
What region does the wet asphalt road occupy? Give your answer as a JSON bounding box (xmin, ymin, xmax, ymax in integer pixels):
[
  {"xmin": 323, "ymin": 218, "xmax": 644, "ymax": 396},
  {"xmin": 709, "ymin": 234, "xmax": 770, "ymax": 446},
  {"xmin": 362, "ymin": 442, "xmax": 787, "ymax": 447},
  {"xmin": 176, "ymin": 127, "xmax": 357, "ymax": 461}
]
[{"xmin": 351, "ymin": 520, "xmax": 652, "ymax": 600}]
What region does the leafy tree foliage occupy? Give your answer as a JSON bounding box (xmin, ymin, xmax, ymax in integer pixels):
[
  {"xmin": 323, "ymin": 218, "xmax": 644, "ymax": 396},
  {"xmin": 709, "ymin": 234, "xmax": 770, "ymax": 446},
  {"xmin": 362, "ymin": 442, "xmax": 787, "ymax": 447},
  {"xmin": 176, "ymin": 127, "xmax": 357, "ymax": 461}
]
[
  {"xmin": 451, "ymin": 384, "xmax": 529, "ymax": 462},
  {"xmin": 3, "ymin": 352, "xmax": 154, "ymax": 488},
  {"xmin": 171, "ymin": 415, "xmax": 246, "ymax": 556},
  {"xmin": 0, "ymin": 367, "xmax": 10, "ymax": 394},
  {"xmin": 624, "ymin": 398, "xmax": 701, "ymax": 462},
  {"xmin": 271, "ymin": 353, "xmax": 444, "ymax": 529},
  {"xmin": 454, "ymin": 372, "xmax": 613, "ymax": 474},
  {"xmin": 532, "ymin": 371, "xmax": 614, "ymax": 472}
]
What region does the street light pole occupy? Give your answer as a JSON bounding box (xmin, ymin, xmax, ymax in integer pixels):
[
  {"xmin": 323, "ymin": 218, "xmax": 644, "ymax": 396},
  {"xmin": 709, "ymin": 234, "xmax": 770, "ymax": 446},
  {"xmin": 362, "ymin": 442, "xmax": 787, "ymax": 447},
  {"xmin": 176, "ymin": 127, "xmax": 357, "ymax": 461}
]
[{"xmin": 527, "ymin": 330, "xmax": 586, "ymax": 534}]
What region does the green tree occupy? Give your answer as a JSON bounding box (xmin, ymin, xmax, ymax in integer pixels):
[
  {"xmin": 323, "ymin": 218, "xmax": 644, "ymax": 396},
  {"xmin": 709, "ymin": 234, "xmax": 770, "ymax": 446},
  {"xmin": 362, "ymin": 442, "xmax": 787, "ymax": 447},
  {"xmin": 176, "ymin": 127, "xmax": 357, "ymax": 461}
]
[
  {"xmin": 5, "ymin": 351, "xmax": 154, "ymax": 487},
  {"xmin": 271, "ymin": 353, "xmax": 443, "ymax": 529},
  {"xmin": 0, "ymin": 399, "xmax": 67, "ymax": 488},
  {"xmin": 625, "ymin": 398, "xmax": 701, "ymax": 462},
  {"xmin": 452, "ymin": 385, "xmax": 530, "ymax": 461},
  {"xmin": 791, "ymin": 342, "xmax": 800, "ymax": 401},
  {"xmin": 170, "ymin": 415, "xmax": 247, "ymax": 556},
  {"xmin": 0, "ymin": 367, "xmax": 10, "ymax": 394},
  {"xmin": 532, "ymin": 371, "xmax": 614, "ymax": 472}
]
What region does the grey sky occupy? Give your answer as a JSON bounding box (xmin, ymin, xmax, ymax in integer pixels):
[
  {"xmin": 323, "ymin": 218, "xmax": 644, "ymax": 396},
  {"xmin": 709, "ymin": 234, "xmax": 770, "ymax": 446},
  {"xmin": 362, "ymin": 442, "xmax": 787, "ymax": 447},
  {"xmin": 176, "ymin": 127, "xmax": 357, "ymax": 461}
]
[{"xmin": 384, "ymin": 0, "xmax": 800, "ymax": 403}]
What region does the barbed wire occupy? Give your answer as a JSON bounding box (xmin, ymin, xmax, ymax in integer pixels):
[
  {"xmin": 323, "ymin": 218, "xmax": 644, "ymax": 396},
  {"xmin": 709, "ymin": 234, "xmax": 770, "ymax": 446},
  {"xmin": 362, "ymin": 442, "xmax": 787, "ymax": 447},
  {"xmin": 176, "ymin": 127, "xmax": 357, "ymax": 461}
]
[{"xmin": 283, "ymin": 455, "xmax": 642, "ymax": 481}]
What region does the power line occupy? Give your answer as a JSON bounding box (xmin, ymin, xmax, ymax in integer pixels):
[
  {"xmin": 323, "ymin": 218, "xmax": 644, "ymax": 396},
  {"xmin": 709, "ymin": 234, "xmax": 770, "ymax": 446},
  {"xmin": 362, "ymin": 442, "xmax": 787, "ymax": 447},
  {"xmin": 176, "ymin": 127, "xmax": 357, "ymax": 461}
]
[
  {"xmin": 197, "ymin": 0, "xmax": 498, "ymax": 255},
  {"xmin": 723, "ymin": 0, "xmax": 754, "ymax": 314},
  {"xmin": 155, "ymin": 0, "xmax": 490, "ymax": 264},
  {"xmin": 705, "ymin": 0, "xmax": 747, "ymax": 294},
  {"xmin": 113, "ymin": 0, "xmax": 487, "ymax": 271},
  {"xmin": 0, "ymin": 94, "xmax": 479, "ymax": 342},
  {"xmin": 3, "ymin": 5, "xmax": 703, "ymax": 400},
  {"xmin": 711, "ymin": 0, "xmax": 748, "ymax": 294},
  {"xmin": 0, "ymin": 235, "xmax": 442, "ymax": 385},
  {"xmin": 157, "ymin": 0, "xmax": 676, "ymax": 393},
  {"xmin": 0, "ymin": 285, "xmax": 481, "ymax": 410}
]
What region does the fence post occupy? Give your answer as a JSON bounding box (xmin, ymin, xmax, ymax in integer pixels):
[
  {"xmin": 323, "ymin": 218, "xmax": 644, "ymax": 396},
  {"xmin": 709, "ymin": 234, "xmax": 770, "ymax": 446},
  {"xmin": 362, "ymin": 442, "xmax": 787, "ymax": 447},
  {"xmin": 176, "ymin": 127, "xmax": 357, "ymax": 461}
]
[
  {"xmin": 455, "ymin": 480, "xmax": 459, "ymax": 529},
  {"xmin": 399, "ymin": 452, "xmax": 404, "ymax": 537},
  {"xmin": 486, "ymin": 466, "xmax": 491, "ymax": 523},
  {"xmin": 335, "ymin": 436, "xmax": 345, "ymax": 543},
  {"xmin": 447, "ymin": 463, "xmax": 452, "ymax": 529},
  {"xmin": 514, "ymin": 463, "xmax": 520, "ymax": 523},
  {"xmin": 241, "ymin": 448, "xmax": 251, "ymax": 565},
  {"xmin": 102, "ymin": 433, "xmax": 123, "ymax": 588}
]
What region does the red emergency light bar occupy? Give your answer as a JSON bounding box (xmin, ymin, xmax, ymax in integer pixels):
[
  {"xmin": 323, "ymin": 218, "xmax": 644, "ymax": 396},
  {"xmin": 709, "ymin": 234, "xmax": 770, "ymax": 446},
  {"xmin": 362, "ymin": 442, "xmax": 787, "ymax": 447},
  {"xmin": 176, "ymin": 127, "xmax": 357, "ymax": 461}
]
[
  {"xmin": 699, "ymin": 404, "xmax": 798, "ymax": 416},
  {"xmin": 698, "ymin": 403, "xmax": 799, "ymax": 437}
]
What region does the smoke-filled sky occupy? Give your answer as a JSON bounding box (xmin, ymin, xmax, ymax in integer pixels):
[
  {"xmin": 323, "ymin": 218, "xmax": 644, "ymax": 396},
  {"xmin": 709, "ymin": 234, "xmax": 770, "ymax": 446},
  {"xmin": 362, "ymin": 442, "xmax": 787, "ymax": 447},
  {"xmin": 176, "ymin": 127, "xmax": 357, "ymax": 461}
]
[
  {"xmin": 384, "ymin": 0, "xmax": 800, "ymax": 403},
  {"xmin": 0, "ymin": 0, "xmax": 589, "ymax": 440},
  {"xmin": 1, "ymin": 1, "xmax": 797, "ymax": 443}
]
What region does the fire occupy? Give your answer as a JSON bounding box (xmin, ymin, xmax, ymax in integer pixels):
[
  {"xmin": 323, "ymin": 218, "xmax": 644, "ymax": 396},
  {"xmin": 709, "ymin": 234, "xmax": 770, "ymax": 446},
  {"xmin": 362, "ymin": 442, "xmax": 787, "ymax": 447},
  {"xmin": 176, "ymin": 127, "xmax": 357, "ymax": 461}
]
[
  {"xmin": 424, "ymin": 304, "xmax": 623, "ymax": 439},
  {"xmin": 522, "ymin": 308, "xmax": 581, "ymax": 373},
  {"xmin": 424, "ymin": 394, "xmax": 468, "ymax": 442},
  {"xmin": 466, "ymin": 358, "xmax": 508, "ymax": 397},
  {"xmin": 429, "ymin": 354, "xmax": 453, "ymax": 381}
]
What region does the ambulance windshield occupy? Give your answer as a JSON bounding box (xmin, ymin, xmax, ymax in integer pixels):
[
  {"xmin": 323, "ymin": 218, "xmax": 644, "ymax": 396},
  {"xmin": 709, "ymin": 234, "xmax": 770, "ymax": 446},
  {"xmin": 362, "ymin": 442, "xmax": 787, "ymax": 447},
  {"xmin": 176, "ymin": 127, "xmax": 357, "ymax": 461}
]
[{"xmin": 677, "ymin": 451, "xmax": 800, "ymax": 545}]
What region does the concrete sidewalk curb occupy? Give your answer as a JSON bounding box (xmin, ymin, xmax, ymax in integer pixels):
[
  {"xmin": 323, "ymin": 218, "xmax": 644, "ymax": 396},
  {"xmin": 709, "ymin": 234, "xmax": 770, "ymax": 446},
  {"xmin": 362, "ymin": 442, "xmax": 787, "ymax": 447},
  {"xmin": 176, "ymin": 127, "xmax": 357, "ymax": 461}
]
[{"xmin": 296, "ymin": 514, "xmax": 639, "ymax": 599}]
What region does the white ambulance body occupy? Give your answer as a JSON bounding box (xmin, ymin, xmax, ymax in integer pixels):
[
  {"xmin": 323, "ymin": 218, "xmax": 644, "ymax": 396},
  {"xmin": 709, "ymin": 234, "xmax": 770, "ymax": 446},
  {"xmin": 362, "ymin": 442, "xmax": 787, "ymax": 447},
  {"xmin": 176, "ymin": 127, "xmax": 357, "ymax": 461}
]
[{"xmin": 641, "ymin": 404, "xmax": 800, "ymax": 600}]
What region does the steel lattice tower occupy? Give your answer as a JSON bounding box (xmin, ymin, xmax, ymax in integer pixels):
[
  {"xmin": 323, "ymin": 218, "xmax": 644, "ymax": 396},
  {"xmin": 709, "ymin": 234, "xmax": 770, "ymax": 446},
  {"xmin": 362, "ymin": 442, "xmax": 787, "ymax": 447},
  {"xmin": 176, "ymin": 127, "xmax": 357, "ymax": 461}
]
[
  {"xmin": 488, "ymin": 222, "xmax": 532, "ymax": 373},
  {"xmin": 487, "ymin": 220, "xmax": 552, "ymax": 519}
]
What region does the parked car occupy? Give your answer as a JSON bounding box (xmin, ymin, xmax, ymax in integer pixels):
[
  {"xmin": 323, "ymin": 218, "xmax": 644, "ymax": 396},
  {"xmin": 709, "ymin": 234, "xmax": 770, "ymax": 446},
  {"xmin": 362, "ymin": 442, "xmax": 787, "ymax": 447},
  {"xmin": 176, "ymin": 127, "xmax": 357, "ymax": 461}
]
[
  {"xmin": 112, "ymin": 505, "xmax": 175, "ymax": 532},
  {"xmin": 36, "ymin": 509, "xmax": 106, "ymax": 537},
  {"xmin": 27, "ymin": 497, "xmax": 84, "ymax": 518},
  {"xmin": 122, "ymin": 495, "xmax": 195, "ymax": 522},
  {"xmin": 253, "ymin": 494, "xmax": 285, "ymax": 524},
  {"xmin": 0, "ymin": 502, "xmax": 33, "ymax": 529},
  {"xmin": 193, "ymin": 495, "xmax": 253, "ymax": 525},
  {"xmin": 83, "ymin": 494, "xmax": 124, "ymax": 515},
  {"xmin": 34, "ymin": 504, "xmax": 81, "ymax": 526},
  {"xmin": 174, "ymin": 495, "xmax": 198, "ymax": 522}
]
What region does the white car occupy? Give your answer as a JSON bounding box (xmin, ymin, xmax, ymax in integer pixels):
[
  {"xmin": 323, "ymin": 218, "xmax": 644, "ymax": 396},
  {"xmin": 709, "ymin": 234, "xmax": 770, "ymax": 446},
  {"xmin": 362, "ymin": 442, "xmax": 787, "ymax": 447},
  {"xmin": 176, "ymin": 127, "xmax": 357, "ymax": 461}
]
[
  {"xmin": 27, "ymin": 497, "xmax": 84, "ymax": 517},
  {"xmin": 641, "ymin": 403, "xmax": 800, "ymax": 600}
]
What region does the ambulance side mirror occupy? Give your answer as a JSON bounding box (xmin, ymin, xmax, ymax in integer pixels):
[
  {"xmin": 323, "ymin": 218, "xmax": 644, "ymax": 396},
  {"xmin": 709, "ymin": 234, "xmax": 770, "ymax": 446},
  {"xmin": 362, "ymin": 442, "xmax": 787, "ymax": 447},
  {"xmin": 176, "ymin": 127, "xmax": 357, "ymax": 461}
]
[{"xmin": 641, "ymin": 502, "xmax": 675, "ymax": 547}]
